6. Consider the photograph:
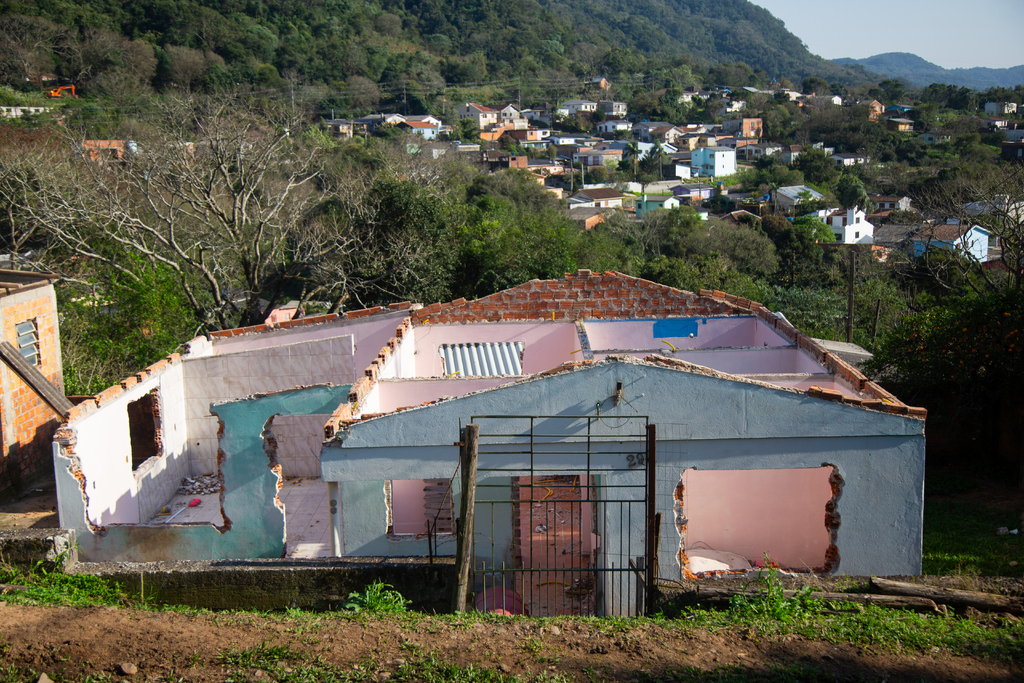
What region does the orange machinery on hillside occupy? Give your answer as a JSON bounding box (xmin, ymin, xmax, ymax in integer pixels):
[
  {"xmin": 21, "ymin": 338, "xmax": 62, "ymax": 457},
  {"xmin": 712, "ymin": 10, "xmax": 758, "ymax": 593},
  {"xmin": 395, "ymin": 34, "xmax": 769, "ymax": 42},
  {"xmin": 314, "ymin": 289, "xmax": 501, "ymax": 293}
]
[{"xmin": 47, "ymin": 85, "xmax": 76, "ymax": 98}]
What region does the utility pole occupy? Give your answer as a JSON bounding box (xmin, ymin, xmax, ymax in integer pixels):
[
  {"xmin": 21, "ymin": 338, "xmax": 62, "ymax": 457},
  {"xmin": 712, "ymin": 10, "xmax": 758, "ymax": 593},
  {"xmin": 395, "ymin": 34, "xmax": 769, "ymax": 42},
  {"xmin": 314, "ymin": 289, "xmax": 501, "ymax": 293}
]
[{"xmin": 846, "ymin": 246, "xmax": 856, "ymax": 343}]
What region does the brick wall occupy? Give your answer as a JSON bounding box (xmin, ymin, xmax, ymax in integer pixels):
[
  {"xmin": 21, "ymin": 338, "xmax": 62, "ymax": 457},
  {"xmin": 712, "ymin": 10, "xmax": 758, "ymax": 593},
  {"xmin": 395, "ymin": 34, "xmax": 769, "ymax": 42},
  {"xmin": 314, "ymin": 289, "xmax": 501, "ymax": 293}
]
[
  {"xmin": 0, "ymin": 284, "xmax": 62, "ymax": 498},
  {"xmin": 409, "ymin": 270, "xmax": 742, "ymax": 325}
]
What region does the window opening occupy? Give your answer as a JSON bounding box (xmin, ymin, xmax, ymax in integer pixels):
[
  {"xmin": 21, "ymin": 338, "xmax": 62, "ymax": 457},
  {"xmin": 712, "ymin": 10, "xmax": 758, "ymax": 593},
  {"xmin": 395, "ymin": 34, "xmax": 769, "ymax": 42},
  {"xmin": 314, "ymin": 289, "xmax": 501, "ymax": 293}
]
[
  {"xmin": 127, "ymin": 390, "xmax": 161, "ymax": 470},
  {"xmin": 16, "ymin": 320, "xmax": 39, "ymax": 366},
  {"xmin": 387, "ymin": 479, "xmax": 453, "ymax": 536}
]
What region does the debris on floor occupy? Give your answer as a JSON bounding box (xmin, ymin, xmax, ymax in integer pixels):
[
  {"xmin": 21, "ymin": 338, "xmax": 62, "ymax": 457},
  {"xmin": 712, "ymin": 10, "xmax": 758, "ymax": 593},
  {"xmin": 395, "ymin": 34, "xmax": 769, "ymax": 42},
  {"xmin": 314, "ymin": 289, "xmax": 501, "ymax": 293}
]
[{"xmin": 177, "ymin": 474, "xmax": 220, "ymax": 496}]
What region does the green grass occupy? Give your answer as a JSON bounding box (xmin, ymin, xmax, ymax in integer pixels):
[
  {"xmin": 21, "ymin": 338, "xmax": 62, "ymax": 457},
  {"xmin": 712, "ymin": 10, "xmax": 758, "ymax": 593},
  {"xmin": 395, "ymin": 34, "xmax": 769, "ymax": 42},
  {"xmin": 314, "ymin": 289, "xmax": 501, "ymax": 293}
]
[
  {"xmin": 922, "ymin": 500, "xmax": 1024, "ymax": 577},
  {"xmin": 638, "ymin": 663, "xmax": 850, "ymax": 682},
  {"xmin": 0, "ymin": 562, "xmax": 130, "ymax": 608}
]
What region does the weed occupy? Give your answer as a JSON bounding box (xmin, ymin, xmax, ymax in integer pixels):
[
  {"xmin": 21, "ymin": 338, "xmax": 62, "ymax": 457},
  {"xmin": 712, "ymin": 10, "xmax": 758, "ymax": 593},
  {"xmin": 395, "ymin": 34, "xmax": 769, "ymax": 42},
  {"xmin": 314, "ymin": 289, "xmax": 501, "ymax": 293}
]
[
  {"xmin": 343, "ymin": 580, "xmax": 411, "ymax": 614},
  {"xmin": 522, "ymin": 637, "xmax": 543, "ymax": 655},
  {"xmin": 728, "ymin": 555, "xmax": 819, "ymax": 623}
]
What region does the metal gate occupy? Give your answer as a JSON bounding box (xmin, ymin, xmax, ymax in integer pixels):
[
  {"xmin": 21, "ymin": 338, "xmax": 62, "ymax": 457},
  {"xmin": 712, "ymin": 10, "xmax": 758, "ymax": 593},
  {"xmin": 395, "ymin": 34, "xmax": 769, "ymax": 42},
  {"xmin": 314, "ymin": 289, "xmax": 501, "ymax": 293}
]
[{"xmin": 467, "ymin": 415, "xmax": 655, "ymax": 617}]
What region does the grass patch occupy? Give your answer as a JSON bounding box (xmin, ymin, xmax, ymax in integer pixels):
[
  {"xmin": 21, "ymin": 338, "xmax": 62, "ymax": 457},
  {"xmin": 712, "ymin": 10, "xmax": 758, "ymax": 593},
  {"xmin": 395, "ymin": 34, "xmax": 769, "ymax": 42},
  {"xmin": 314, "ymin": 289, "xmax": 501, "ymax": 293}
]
[
  {"xmin": 922, "ymin": 500, "xmax": 1024, "ymax": 577},
  {"xmin": 638, "ymin": 663, "xmax": 841, "ymax": 682},
  {"xmin": 675, "ymin": 601, "xmax": 1024, "ymax": 662},
  {"xmin": 0, "ymin": 563, "xmax": 131, "ymax": 608},
  {"xmin": 216, "ymin": 646, "xmax": 558, "ymax": 682}
]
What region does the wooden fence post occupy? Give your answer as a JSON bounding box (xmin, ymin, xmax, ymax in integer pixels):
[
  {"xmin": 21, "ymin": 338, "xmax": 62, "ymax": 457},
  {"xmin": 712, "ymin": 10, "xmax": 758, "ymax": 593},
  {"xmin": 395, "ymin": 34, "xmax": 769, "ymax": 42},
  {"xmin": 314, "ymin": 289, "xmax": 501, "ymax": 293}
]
[{"xmin": 452, "ymin": 423, "xmax": 479, "ymax": 612}]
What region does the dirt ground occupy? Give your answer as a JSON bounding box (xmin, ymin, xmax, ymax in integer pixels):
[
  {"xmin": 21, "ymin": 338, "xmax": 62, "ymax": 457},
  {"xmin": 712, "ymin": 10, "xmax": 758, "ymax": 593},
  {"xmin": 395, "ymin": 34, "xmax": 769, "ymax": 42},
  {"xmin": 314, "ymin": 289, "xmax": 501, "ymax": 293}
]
[
  {"xmin": 0, "ymin": 602, "xmax": 1021, "ymax": 683},
  {"xmin": 2, "ymin": 475, "xmax": 1024, "ymax": 681}
]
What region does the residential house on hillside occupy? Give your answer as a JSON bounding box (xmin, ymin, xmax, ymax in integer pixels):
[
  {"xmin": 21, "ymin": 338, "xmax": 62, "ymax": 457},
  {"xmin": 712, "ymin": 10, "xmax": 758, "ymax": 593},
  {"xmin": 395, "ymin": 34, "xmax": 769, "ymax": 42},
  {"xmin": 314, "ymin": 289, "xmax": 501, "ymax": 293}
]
[
  {"xmin": 497, "ymin": 105, "xmax": 527, "ymax": 129},
  {"xmin": 0, "ymin": 270, "xmax": 69, "ymax": 500},
  {"xmin": 456, "ymin": 103, "xmax": 499, "ymax": 130},
  {"xmin": 984, "ymin": 102, "xmax": 1017, "ymax": 116},
  {"xmin": 561, "ymin": 100, "xmax": 598, "ymax": 116},
  {"xmin": 775, "ymin": 185, "xmax": 825, "ymax": 210},
  {"xmin": 833, "ymin": 153, "xmax": 867, "ymax": 167},
  {"xmin": 398, "ymin": 120, "xmax": 448, "ymax": 140},
  {"xmin": 0, "ymin": 105, "xmax": 54, "ymax": 119},
  {"xmin": 875, "ymin": 221, "xmax": 992, "ymax": 262},
  {"xmin": 1002, "ymin": 141, "xmax": 1024, "ymax": 162},
  {"xmin": 324, "ymin": 119, "xmax": 357, "ymax": 138},
  {"xmin": 781, "ymin": 145, "xmax": 803, "ymax": 164},
  {"xmin": 869, "ymin": 195, "xmax": 913, "ymax": 212},
  {"xmin": 52, "ymin": 270, "xmax": 926, "ymax": 607},
  {"xmin": 886, "ymin": 118, "xmax": 914, "ymax": 133},
  {"xmin": 721, "ymin": 117, "xmax": 762, "ymax": 139},
  {"xmin": 634, "ymin": 121, "xmax": 676, "ymax": 142},
  {"xmin": 866, "ymin": 100, "xmax": 884, "ymax": 121},
  {"xmin": 672, "ymin": 183, "xmax": 715, "ymax": 203},
  {"xmin": 574, "ymin": 148, "xmax": 623, "ymax": 167},
  {"xmin": 599, "ymin": 101, "xmax": 628, "ymax": 117},
  {"xmin": 316, "ymin": 271, "xmax": 927, "ymax": 591},
  {"xmin": 826, "ymin": 208, "xmax": 874, "ymax": 245},
  {"xmin": 691, "ymin": 147, "xmax": 736, "ymax": 178},
  {"xmin": 567, "ymin": 188, "xmax": 627, "ymax": 208},
  {"xmin": 743, "ymin": 142, "xmax": 784, "ymax": 161},
  {"xmin": 917, "ymin": 131, "xmax": 951, "ymax": 145},
  {"xmin": 635, "ymin": 194, "xmax": 682, "ymax": 217},
  {"xmin": 354, "ymin": 113, "xmax": 404, "ymax": 133},
  {"xmin": 596, "ymin": 120, "xmax": 631, "ymax": 135}
]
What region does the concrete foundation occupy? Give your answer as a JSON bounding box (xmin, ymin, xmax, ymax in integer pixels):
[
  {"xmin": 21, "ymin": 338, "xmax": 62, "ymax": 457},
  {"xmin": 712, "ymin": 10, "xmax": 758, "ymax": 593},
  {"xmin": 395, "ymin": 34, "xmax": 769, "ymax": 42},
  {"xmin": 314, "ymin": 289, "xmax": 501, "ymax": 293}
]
[{"xmin": 75, "ymin": 557, "xmax": 456, "ymax": 613}]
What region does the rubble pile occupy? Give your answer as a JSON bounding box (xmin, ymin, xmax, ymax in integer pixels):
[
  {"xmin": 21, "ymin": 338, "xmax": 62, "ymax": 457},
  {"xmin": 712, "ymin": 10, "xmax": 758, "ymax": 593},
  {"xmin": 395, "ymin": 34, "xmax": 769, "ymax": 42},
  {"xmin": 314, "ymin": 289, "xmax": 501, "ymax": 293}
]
[{"xmin": 177, "ymin": 474, "xmax": 220, "ymax": 496}]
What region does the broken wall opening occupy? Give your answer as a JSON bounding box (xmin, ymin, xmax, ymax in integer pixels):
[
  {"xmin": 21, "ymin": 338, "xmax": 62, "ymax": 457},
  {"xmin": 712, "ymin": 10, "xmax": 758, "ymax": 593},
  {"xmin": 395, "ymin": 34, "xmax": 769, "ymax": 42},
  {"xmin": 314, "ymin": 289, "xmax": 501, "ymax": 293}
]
[
  {"xmin": 677, "ymin": 466, "xmax": 837, "ymax": 577},
  {"xmin": 386, "ymin": 479, "xmax": 454, "ymax": 536},
  {"xmin": 127, "ymin": 390, "xmax": 161, "ymax": 471}
]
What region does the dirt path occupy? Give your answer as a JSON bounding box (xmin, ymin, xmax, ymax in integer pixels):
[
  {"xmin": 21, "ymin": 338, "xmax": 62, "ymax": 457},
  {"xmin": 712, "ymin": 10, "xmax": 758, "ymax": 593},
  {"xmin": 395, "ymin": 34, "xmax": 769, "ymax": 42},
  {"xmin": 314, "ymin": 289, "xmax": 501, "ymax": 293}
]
[{"xmin": 0, "ymin": 603, "xmax": 1020, "ymax": 682}]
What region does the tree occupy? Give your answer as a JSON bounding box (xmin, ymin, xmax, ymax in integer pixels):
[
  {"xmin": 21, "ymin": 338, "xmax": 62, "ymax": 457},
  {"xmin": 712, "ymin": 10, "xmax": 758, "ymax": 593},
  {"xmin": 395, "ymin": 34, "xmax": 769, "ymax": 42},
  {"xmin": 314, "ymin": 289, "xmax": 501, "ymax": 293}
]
[
  {"xmin": 836, "ymin": 174, "xmax": 868, "ymax": 210},
  {"xmin": 917, "ymin": 164, "xmax": 1024, "ymax": 293},
  {"xmin": 773, "ymin": 223, "xmax": 823, "ymax": 286},
  {"xmin": 7, "ymin": 94, "xmax": 454, "ymax": 330},
  {"xmin": 865, "ymin": 290, "xmax": 1024, "ymax": 481}
]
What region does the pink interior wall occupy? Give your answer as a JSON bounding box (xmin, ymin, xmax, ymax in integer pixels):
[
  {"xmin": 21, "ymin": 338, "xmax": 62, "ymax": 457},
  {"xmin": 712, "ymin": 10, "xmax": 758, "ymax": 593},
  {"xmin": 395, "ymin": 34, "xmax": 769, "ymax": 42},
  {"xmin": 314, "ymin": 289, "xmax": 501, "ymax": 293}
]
[
  {"xmin": 591, "ymin": 347, "xmax": 825, "ymax": 374},
  {"xmin": 583, "ymin": 318, "xmax": 790, "ymax": 352},
  {"xmin": 681, "ymin": 467, "xmax": 832, "ymax": 570},
  {"xmin": 413, "ymin": 323, "xmax": 580, "ymax": 377},
  {"xmin": 376, "ymin": 378, "xmax": 513, "ymax": 411},
  {"xmin": 211, "ymin": 315, "xmax": 399, "ymax": 376},
  {"xmin": 392, "ymin": 479, "xmax": 429, "ymax": 534}
]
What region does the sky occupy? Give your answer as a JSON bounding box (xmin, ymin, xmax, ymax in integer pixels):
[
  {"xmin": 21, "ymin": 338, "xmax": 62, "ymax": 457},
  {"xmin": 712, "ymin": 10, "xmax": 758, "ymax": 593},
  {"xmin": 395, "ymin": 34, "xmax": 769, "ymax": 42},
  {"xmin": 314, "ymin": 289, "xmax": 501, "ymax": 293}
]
[{"xmin": 753, "ymin": 0, "xmax": 1024, "ymax": 70}]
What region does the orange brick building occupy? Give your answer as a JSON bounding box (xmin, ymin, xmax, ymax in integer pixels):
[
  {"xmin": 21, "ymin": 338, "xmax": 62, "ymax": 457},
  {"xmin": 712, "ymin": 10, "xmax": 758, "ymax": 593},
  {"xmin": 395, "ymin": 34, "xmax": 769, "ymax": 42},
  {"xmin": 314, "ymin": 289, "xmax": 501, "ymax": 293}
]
[{"xmin": 0, "ymin": 270, "xmax": 67, "ymax": 499}]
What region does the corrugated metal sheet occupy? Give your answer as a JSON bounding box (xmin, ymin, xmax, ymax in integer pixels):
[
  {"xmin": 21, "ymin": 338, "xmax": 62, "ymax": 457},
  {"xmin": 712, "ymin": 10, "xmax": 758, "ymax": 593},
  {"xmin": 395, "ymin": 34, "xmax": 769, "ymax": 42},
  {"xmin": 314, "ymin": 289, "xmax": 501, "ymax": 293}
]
[{"xmin": 439, "ymin": 342, "xmax": 524, "ymax": 377}]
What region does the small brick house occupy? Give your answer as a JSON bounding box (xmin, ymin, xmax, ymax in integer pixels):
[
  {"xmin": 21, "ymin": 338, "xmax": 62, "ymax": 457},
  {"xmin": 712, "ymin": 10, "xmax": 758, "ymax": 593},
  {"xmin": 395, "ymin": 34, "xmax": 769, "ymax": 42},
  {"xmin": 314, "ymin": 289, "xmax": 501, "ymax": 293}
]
[{"xmin": 0, "ymin": 270, "xmax": 67, "ymax": 498}]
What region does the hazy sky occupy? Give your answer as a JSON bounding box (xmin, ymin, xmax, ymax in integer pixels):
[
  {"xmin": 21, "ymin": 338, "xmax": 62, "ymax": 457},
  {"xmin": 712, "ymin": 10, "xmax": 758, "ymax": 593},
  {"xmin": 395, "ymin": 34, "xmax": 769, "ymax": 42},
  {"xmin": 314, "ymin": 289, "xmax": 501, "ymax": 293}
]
[{"xmin": 753, "ymin": 0, "xmax": 1024, "ymax": 70}]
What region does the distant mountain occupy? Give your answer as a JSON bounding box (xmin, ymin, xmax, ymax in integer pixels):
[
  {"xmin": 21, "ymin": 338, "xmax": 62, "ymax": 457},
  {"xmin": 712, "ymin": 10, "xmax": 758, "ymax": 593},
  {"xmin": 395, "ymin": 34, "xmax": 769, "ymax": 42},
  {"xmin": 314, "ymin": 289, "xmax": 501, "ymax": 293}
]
[
  {"xmin": 0, "ymin": 0, "xmax": 876, "ymax": 95},
  {"xmin": 833, "ymin": 53, "xmax": 1024, "ymax": 90}
]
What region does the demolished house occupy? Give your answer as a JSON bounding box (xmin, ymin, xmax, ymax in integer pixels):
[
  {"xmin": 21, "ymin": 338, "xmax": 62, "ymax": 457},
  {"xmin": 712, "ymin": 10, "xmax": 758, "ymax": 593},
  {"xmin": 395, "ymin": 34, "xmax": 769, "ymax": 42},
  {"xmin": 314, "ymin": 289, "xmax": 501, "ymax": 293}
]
[{"xmin": 53, "ymin": 271, "xmax": 926, "ymax": 614}]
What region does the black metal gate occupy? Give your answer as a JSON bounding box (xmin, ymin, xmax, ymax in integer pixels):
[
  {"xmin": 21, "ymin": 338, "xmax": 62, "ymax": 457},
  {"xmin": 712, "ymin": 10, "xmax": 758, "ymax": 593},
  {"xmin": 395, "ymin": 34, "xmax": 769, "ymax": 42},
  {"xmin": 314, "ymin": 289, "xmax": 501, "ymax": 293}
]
[{"xmin": 467, "ymin": 415, "xmax": 655, "ymax": 617}]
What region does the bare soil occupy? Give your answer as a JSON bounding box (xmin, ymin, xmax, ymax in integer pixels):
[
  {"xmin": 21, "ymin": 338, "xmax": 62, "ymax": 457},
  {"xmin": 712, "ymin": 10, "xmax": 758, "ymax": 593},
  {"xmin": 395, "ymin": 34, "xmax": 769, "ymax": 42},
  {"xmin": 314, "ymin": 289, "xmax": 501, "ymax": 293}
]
[
  {"xmin": 0, "ymin": 602, "xmax": 1022, "ymax": 682},
  {"xmin": 2, "ymin": 476, "xmax": 1024, "ymax": 681}
]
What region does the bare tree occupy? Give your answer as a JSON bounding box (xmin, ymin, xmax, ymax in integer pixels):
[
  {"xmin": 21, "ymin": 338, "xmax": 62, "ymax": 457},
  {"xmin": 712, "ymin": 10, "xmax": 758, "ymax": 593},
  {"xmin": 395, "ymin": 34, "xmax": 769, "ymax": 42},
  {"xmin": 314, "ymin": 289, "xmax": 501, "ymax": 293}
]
[
  {"xmin": 7, "ymin": 95, "xmax": 341, "ymax": 328},
  {"xmin": 916, "ymin": 163, "xmax": 1024, "ymax": 294},
  {"xmin": 6, "ymin": 93, "xmax": 464, "ymax": 329}
]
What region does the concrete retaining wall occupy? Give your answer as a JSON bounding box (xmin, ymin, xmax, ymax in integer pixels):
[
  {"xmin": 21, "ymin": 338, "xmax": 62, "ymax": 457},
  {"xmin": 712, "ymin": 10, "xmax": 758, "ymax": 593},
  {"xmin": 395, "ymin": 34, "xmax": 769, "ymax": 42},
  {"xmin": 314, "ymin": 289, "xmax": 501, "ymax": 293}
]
[
  {"xmin": 0, "ymin": 529, "xmax": 77, "ymax": 570},
  {"xmin": 75, "ymin": 557, "xmax": 456, "ymax": 613}
]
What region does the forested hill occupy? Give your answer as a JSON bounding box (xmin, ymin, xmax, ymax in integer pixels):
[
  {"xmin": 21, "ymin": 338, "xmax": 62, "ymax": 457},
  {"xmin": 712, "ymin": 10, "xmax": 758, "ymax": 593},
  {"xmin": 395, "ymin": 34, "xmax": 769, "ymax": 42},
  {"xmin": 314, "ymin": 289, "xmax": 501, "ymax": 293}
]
[
  {"xmin": 833, "ymin": 53, "xmax": 1024, "ymax": 90},
  {"xmin": 0, "ymin": 0, "xmax": 874, "ymax": 96}
]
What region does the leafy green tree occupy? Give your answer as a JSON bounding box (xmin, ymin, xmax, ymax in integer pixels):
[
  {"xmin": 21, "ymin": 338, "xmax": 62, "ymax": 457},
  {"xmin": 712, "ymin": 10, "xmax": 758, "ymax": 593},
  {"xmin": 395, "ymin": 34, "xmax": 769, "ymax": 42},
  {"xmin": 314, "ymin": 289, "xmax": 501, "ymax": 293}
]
[
  {"xmin": 835, "ymin": 174, "xmax": 868, "ymax": 210},
  {"xmin": 773, "ymin": 223, "xmax": 823, "ymax": 286},
  {"xmin": 59, "ymin": 261, "xmax": 199, "ymax": 395},
  {"xmin": 865, "ymin": 290, "xmax": 1024, "ymax": 476},
  {"xmin": 793, "ymin": 147, "xmax": 839, "ymax": 186}
]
